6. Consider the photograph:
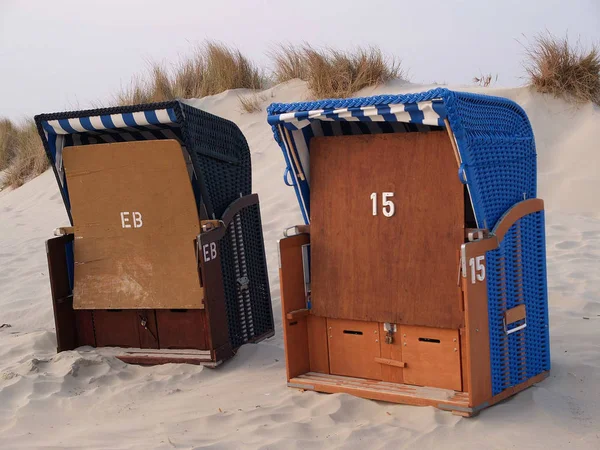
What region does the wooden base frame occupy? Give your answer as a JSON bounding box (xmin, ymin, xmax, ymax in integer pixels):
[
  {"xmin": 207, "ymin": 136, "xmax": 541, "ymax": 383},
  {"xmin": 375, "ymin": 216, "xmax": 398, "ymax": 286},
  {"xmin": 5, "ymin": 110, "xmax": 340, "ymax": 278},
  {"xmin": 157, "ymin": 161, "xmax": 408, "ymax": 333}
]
[
  {"xmin": 46, "ymin": 194, "xmax": 273, "ymax": 367},
  {"xmin": 288, "ymin": 371, "xmax": 549, "ymax": 417},
  {"xmin": 278, "ymin": 198, "xmax": 548, "ymax": 416}
]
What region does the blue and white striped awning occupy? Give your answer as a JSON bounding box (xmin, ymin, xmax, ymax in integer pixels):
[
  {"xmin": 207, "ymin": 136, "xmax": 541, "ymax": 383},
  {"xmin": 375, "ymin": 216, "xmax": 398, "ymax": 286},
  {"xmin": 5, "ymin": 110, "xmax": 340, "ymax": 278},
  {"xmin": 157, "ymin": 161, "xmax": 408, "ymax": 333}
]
[
  {"xmin": 36, "ymin": 105, "xmax": 184, "ymax": 215},
  {"xmin": 267, "ymin": 97, "xmax": 448, "ymax": 223},
  {"xmin": 268, "ymin": 100, "xmax": 446, "ymax": 131}
]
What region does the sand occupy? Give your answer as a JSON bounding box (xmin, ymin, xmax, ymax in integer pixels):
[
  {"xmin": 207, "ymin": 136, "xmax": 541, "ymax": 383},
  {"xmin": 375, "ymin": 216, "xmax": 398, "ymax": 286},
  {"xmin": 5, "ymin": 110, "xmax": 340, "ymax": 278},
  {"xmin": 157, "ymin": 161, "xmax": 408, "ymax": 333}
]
[{"xmin": 0, "ymin": 81, "xmax": 599, "ymax": 449}]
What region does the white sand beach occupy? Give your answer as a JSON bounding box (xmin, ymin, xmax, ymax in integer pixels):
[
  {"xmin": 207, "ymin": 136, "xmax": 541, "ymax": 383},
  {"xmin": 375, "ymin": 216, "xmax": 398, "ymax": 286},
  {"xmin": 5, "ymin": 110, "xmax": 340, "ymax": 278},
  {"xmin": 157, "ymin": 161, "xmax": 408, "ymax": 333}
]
[{"xmin": 1, "ymin": 80, "xmax": 599, "ymax": 449}]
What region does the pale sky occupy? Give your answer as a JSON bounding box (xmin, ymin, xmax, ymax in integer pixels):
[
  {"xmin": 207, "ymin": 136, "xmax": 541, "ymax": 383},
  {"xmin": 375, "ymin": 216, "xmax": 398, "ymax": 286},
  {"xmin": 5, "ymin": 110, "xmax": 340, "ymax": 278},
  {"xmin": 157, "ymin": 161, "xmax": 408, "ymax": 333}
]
[{"xmin": 1, "ymin": 0, "xmax": 598, "ymax": 119}]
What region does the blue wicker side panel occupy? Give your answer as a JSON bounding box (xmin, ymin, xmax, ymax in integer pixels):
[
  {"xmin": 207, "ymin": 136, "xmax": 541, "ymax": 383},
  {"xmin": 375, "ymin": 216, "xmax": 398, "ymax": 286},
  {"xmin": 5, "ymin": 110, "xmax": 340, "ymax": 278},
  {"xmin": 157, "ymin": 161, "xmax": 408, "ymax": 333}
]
[{"xmin": 486, "ymin": 211, "xmax": 550, "ymax": 395}]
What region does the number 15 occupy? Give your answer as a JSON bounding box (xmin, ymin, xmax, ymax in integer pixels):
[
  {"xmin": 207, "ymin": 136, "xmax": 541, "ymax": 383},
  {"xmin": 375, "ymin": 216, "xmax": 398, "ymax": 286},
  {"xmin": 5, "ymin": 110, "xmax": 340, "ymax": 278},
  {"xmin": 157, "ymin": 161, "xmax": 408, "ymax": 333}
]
[{"xmin": 371, "ymin": 192, "xmax": 395, "ymax": 217}]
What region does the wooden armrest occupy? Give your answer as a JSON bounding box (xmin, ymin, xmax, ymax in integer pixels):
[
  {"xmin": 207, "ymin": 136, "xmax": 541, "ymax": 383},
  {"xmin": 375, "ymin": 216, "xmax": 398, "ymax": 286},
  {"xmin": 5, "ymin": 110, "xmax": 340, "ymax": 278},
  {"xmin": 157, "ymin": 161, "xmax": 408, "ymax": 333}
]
[
  {"xmin": 53, "ymin": 227, "xmax": 74, "ymax": 236},
  {"xmin": 286, "ymin": 309, "xmax": 310, "ymax": 320}
]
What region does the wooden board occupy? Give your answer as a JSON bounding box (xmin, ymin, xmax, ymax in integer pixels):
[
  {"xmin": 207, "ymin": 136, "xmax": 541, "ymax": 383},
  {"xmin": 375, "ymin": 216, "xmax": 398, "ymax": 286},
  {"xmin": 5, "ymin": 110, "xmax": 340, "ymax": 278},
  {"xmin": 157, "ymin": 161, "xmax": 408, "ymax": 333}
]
[
  {"xmin": 46, "ymin": 235, "xmax": 77, "ymax": 352},
  {"xmin": 401, "ymin": 325, "xmax": 462, "ymax": 391},
  {"xmin": 461, "ymin": 238, "xmax": 496, "ymax": 406},
  {"xmin": 155, "ymin": 309, "xmax": 208, "ymax": 349},
  {"xmin": 307, "ymin": 315, "xmax": 330, "ymax": 374},
  {"xmin": 327, "ymin": 318, "xmax": 382, "ymax": 380},
  {"xmin": 310, "ymin": 132, "xmax": 464, "ymax": 328},
  {"xmin": 62, "ymin": 140, "xmax": 203, "ymax": 309},
  {"xmin": 279, "ymin": 234, "xmax": 311, "ymax": 379},
  {"xmin": 379, "ymin": 322, "xmax": 404, "ymax": 383}
]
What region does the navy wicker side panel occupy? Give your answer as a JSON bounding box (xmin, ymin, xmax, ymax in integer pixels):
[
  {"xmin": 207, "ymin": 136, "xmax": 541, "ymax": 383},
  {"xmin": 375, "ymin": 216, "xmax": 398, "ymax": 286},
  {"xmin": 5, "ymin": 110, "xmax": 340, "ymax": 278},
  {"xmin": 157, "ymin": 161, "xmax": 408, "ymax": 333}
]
[
  {"xmin": 486, "ymin": 211, "xmax": 550, "ymax": 395},
  {"xmin": 178, "ymin": 103, "xmax": 272, "ymax": 348},
  {"xmin": 178, "ymin": 103, "xmax": 251, "ymax": 218},
  {"xmin": 218, "ymin": 205, "xmax": 273, "ymax": 349}
]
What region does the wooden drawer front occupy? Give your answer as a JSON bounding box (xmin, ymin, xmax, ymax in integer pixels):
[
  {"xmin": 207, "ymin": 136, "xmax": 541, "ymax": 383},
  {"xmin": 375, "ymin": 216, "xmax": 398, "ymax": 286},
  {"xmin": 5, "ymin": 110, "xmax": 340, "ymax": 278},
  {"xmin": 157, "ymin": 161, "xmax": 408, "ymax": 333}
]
[
  {"xmin": 401, "ymin": 325, "xmax": 462, "ymax": 391},
  {"xmin": 155, "ymin": 309, "xmax": 208, "ymax": 350},
  {"xmin": 327, "ymin": 319, "xmax": 382, "ymax": 380},
  {"xmin": 93, "ymin": 310, "xmax": 142, "ymax": 348}
]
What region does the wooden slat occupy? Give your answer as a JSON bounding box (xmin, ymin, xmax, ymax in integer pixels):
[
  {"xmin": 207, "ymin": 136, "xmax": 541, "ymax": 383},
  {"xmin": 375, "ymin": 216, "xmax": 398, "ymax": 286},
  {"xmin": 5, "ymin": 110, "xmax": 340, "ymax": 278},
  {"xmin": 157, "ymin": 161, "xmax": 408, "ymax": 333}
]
[
  {"xmin": 327, "ymin": 318, "xmax": 382, "ymax": 380},
  {"xmin": 46, "ymin": 236, "xmax": 78, "ymax": 352},
  {"xmin": 375, "ymin": 357, "xmax": 406, "ymax": 368},
  {"xmin": 307, "ymin": 315, "xmax": 329, "ymax": 374},
  {"xmin": 137, "ymin": 310, "xmax": 159, "ymax": 349},
  {"xmin": 505, "ymin": 304, "xmax": 526, "ymax": 325},
  {"xmin": 310, "ymin": 132, "xmax": 464, "ymax": 329},
  {"xmin": 401, "ymin": 325, "xmax": 462, "ymax": 391},
  {"xmin": 462, "ymin": 242, "xmax": 493, "ymax": 407},
  {"xmin": 290, "ymin": 373, "xmax": 467, "ymax": 408},
  {"xmin": 279, "ymin": 235, "xmax": 311, "ymax": 379},
  {"xmin": 494, "ymin": 198, "xmax": 544, "ymax": 241},
  {"xmin": 378, "ymin": 322, "xmax": 404, "ymax": 383}
]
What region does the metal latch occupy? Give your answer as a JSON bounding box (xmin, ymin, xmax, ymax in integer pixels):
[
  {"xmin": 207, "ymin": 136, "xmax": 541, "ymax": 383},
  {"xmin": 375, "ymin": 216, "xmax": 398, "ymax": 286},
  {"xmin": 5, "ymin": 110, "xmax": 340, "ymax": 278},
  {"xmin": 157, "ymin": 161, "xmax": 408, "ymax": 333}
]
[
  {"xmin": 383, "ymin": 323, "xmax": 397, "ymax": 344},
  {"xmin": 503, "ymin": 317, "xmax": 527, "ymax": 335},
  {"xmin": 237, "ymin": 276, "xmax": 250, "ymax": 291}
]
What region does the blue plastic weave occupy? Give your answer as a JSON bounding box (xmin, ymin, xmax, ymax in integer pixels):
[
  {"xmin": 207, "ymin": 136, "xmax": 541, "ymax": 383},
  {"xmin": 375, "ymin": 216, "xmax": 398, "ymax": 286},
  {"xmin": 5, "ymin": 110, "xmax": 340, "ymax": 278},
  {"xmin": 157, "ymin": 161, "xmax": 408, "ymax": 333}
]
[{"xmin": 267, "ymin": 88, "xmax": 549, "ymax": 396}]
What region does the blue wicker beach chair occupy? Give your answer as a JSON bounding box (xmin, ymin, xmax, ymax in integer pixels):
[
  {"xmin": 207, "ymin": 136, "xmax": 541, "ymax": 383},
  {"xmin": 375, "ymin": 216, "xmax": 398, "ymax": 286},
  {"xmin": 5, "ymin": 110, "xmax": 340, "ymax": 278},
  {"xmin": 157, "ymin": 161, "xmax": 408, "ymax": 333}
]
[{"xmin": 268, "ymin": 88, "xmax": 549, "ymax": 416}]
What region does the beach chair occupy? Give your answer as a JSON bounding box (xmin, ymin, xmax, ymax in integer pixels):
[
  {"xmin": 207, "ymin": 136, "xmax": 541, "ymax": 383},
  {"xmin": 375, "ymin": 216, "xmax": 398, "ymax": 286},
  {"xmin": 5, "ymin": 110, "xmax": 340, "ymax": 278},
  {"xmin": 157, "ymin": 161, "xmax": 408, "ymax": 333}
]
[
  {"xmin": 268, "ymin": 88, "xmax": 550, "ymax": 416},
  {"xmin": 35, "ymin": 101, "xmax": 274, "ymax": 366}
]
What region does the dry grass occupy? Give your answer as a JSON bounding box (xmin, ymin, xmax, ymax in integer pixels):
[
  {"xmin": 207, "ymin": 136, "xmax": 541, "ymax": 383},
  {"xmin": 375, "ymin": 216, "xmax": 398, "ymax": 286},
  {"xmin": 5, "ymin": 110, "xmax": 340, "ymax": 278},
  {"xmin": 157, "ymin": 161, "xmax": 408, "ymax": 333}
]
[
  {"xmin": 117, "ymin": 42, "xmax": 265, "ymax": 105},
  {"xmin": 270, "ymin": 44, "xmax": 404, "ymax": 98},
  {"xmin": 270, "ymin": 44, "xmax": 309, "ymax": 84},
  {"xmin": 0, "ymin": 119, "xmax": 17, "ymax": 169},
  {"xmin": 238, "ymin": 93, "xmax": 266, "ymax": 113},
  {"xmin": 473, "ymin": 73, "xmax": 497, "ymax": 87},
  {"xmin": 2, "ymin": 120, "xmax": 49, "ymax": 188},
  {"xmin": 524, "ymin": 33, "xmax": 600, "ymax": 104}
]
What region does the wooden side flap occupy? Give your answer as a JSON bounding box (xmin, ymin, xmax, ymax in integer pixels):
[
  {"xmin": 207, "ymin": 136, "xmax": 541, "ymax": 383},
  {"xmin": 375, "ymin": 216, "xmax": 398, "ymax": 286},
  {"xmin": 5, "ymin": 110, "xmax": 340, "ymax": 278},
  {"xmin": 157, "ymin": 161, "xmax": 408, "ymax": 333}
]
[{"xmin": 505, "ymin": 304, "xmax": 526, "ymax": 325}]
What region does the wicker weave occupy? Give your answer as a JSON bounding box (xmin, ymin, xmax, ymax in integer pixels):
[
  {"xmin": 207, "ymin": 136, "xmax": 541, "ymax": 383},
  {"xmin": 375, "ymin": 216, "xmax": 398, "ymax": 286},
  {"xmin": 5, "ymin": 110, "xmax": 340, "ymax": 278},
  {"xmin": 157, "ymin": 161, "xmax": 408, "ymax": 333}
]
[
  {"xmin": 267, "ymin": 88, "xmax": 549, "ymax": 396},
  {"xmin": 35, "ymin": 101, "xmax": 273, "ymax": 350}
]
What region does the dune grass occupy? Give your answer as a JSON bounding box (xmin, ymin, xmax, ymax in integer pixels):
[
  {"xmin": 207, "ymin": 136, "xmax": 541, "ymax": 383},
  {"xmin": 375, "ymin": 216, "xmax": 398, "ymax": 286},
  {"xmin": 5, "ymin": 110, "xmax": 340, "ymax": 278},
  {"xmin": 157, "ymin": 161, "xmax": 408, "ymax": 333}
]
[
  {"xmin": 1, "ymin": 120, "xmax": 48, "ymax": 188},
  {"xmin": 270, "ymin": 44, "xmax": 404, "ymax": 99},
  {"xmin": 0, "ymin": 119, "xmax": 16, "ymax": 170},
  {"xmin": 524, "ymin": 33, "xmax": 600, "ymax": 104},
  {"xmin": 473, "ymin": 73, "xmax": 497, "ymax": 87},
  {"xmin": 117, "ymin": 41, "xmax": 265, "ymax": 105},
  {"xmin": 238, "ymin": 93, "xmax": 267, "ymax": 113}
]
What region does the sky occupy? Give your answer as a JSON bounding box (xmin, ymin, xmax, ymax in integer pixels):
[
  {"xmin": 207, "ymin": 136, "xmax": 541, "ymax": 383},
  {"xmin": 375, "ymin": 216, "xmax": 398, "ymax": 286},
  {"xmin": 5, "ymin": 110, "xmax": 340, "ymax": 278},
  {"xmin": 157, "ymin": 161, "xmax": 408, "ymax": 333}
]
[{"xmin": 1, "ymin": 0, "xmax": 599, "ymax": 120}]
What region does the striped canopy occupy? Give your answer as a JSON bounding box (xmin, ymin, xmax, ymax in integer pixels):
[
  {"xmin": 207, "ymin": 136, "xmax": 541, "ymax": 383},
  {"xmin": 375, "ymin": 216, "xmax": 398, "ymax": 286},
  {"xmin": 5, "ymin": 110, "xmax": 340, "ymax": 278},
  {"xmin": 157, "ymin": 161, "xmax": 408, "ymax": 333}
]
[{"xmin": 36, "ymin": 103, "xmax": 184, "ymax": 215}]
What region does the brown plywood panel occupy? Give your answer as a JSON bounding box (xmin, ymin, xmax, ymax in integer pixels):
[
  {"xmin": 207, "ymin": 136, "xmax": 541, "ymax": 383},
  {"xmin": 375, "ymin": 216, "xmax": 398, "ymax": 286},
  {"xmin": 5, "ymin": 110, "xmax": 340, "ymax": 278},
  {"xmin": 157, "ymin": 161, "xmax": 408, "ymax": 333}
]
[
  {"xmin": 62, "ymin": 140, "xmax": 203, "ymax": 309},
  {"xmin": 279, "ymin": 235, "xmax": 311, "ymax": 379},
  {"xmin": 310, "ymin": 132, "xmax": 463, "ymax": 328},
  {"xmin": 307, "ymin": 315, "xmax": 330, "ymax": 374},
  {"xmin": 327, "ymin": 318, "xmax": 382, "ymax": 380},
  {"xmin": 379, "ymin": 323, "xmax": 404, "ymax": 383},
  {"xmin": 401, "ymin": 325, "xmax": 462, "ymax": 391}
]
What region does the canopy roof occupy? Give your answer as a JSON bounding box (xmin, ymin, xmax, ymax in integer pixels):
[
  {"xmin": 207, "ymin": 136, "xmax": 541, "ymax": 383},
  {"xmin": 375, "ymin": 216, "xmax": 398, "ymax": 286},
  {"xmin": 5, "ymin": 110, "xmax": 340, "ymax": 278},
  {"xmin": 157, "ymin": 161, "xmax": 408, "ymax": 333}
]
[{"xmin": 267, "ymin": 88, "xmax": 537, "ymax": 230}]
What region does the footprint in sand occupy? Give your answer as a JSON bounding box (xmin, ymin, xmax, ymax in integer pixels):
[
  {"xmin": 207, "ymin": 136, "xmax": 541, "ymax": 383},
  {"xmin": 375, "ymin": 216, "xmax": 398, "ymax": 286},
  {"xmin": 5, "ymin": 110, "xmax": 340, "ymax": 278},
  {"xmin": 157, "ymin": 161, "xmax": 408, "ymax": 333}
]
[{"xmin": 555, "ymin": 240, "xmax": 582, "ymax": 250}]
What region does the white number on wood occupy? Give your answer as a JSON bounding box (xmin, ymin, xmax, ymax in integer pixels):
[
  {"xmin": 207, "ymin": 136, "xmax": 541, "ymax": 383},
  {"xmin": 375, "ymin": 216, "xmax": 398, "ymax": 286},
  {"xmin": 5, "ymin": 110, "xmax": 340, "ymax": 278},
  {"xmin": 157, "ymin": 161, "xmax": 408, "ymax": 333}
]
[
  {"xmin": 469, "ymin": 256, "xmax": 486, "ymax": 284},
  {"xmin": 370, "ymin": 192, "xmax": 395, "ymax": 217},
  {"xmin": 120, "ymin": 211, "xmax": 143, "ymax": 229}
]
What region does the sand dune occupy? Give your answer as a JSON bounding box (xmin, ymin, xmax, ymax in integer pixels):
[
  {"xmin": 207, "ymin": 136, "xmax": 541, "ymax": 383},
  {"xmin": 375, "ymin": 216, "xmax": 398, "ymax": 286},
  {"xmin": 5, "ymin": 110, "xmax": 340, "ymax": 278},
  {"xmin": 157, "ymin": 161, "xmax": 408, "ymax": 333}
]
[{"xmin": 1, "ymin": 81, "xmax": 599, "ymax": 449}]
